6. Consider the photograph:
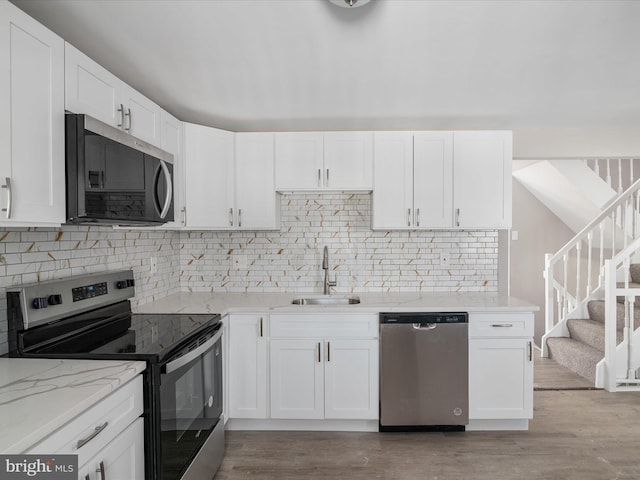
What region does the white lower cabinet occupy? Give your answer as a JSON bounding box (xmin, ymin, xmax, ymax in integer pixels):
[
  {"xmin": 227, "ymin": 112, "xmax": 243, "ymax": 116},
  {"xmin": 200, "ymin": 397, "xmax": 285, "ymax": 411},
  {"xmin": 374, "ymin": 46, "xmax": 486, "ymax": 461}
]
[
  {"xmin": 269, "ymin": 314, "xmax": 379, "ymax": 421},
  {"xmin": 270, "ymin": 338, "xmax": 378, "ymax": 420},
  {"xmin": 228, "ymin": 314, "xmax": 269, "ymax": 419},
  {"xmin": 468, "ymin": 313, "xmax": 534, "ymax": 423},
  {"xmin": 27, "ymin": 375, "xmax": 144, "ymax": 480},
  {"xmin": 78, "ymin": 417, "xmax": 144, "ymax": 480}
]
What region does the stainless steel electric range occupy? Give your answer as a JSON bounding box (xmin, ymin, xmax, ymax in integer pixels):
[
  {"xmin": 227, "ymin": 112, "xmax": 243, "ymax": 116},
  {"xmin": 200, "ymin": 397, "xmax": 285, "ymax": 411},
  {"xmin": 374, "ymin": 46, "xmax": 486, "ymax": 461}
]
[{"xmin": 6, "ymin": 270, "xmax": 223, "ymax": 480}]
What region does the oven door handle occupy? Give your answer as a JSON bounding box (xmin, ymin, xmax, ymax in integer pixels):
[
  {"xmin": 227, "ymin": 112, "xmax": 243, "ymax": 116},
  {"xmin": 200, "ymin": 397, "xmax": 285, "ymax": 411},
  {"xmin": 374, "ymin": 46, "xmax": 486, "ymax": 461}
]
[{"xmin": 164, "ymin": 327, "xmax": 222, "ymax": 374}]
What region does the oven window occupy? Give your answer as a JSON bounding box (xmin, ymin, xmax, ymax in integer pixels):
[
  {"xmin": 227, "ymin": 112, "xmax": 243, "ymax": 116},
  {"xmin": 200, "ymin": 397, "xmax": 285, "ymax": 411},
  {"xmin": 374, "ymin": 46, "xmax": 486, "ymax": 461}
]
[{"xmin": 160, "ymin": 335, "xmax": 222, "ymax": 480}]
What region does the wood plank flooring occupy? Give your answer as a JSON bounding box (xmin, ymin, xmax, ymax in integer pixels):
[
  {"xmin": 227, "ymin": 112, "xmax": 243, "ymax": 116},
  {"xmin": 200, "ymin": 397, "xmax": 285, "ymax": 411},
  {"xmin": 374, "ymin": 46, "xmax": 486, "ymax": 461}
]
[{"xmin": 216, "ymin": 357, "xmax": 640, "ymax": 480}]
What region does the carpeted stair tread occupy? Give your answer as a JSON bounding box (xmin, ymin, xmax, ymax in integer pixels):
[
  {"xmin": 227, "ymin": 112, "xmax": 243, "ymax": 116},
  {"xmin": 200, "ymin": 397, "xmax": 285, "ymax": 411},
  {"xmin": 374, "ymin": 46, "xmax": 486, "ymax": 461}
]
[
  {"xmin": 566, "ymin": 318, "xmax": 623, "ymax": 353},
  {"xmin": 546, "ymin": 336, "xmax": 602, "ymax": 383},
  {"xmin": 587, "ymin": 300, "xmax": 629, "ymax": 329}
]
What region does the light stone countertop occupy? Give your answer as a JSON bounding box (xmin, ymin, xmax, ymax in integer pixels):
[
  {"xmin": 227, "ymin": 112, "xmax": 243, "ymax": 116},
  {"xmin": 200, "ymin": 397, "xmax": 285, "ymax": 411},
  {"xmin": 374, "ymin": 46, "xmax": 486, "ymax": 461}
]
[
  {"xmin": 0, "ymin": 358, "xmax": 146, "ymax": 454},
  {"xmin": 134, "ymin": 291, "xmax": 539, "ymax": 315}
]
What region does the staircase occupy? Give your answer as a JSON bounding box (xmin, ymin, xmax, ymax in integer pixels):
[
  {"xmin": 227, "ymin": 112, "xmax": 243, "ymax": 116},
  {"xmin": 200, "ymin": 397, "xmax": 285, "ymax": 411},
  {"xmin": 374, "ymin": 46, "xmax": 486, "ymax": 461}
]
[{"xmin": 541, "ymin": 158, "xmax": 640, "ymax": 392}]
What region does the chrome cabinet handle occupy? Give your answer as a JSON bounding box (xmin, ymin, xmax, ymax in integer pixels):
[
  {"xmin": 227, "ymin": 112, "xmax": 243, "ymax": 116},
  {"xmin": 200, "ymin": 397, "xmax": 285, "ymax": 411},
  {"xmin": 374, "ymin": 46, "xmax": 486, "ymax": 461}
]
[
  {"xmin": 326, "ymin": 168, "xmax": 329, "ymax": 187},
  {"xmin": 181, "ymin": 206, "xmax": 186, "ymax": 225},
  {"xmin": 2, "ymin": 177, "xmax": 12, "ymax": 219},
  {"xmin": 317, "ymin": 342, "xmax": 321, "ymax": 363},
  {"xmin": 77, "ymin": 421, "xmax": 108, "ymax": 449},
  {"xmin": 96, "ymin": 461, "xmax": 105, "ymax": 480},
  {"xmin": 317, "ymin": 169, "xmax": 321, "ymax": 187},
  {"xmin": 407, "ymin": 208, "xmax": 411, "ymax": 227},
  {"xmin": 416, "ymin": 208, "xmax": 420, "ymax": 227},
  {"xmin": 455, "ymin": 208, "xmax": 461, "ymax": 227},
  {"xmin": 327, "ymin": 341, "xmax": 331, "ymax": 362},
  {"xmin": 528, "ymin": 341, "xmax": 532, "ymax": 362},
  {"xmin": 238, "ymin": 208, "xmax": 242, "ymax": 227},
  {"xmin": 229, "ymin": 208, "xmax": 234, "ymax": 226},
  {"xmin": 117, "ymin": 103, "xmax": 124, "ymax": 128},
  {"xmin": 491, "ymin": 323, "xmax": 513, "ymax": 328},
  {"xmin": 124, "ymin": 107, "xmax": 132, "ymax": 131},
  {"xmin": 259, "ymin": 317, "xmax": 263, "ymax": 337}
]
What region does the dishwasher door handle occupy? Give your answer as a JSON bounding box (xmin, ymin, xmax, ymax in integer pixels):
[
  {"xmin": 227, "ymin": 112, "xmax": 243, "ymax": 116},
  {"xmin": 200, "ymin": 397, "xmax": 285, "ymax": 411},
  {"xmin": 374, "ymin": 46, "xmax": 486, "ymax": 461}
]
[{"xmin": 412, "ymin": 323, "xmax": 436, "ymax": 330}]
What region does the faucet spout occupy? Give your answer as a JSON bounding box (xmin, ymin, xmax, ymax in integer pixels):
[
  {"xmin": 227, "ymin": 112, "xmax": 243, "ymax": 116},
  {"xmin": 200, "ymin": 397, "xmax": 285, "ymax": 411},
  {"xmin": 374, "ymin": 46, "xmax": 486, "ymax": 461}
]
[{"xmin": 322, "ymin": 246, "xmax": 337, "ymax": 295}]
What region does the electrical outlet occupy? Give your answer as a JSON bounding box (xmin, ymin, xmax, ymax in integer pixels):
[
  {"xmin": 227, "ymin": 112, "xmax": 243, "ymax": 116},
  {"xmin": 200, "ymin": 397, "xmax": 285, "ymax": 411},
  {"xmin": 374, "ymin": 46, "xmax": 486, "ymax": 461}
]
[
  {"xmin": 232, "ymin": 254, "xmax": 247, "ymax": 270},
  {"xmin": 440, "ymin": 252, "xmax": 449, "ymax": 266},
  {"xmin": 150, "ymin": 256, "xmax": 157, "ymax": 275}
]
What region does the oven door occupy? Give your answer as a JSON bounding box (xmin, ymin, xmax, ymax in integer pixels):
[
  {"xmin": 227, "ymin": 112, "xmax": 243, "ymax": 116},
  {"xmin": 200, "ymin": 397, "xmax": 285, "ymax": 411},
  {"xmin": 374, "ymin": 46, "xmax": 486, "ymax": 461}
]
[{"xmin": 160, "ymin": 324, "xmax": 223, "ymax": 480}]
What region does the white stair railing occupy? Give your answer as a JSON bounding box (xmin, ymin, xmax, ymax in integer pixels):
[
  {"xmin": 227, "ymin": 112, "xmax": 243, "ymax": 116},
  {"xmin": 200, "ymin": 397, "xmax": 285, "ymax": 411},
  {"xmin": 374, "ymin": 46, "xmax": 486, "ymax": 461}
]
[
  {"xmin": 600, "ymin": 238, "xmax": 640, "ymax": 391},
  {"xmin": 543, "ymin": 177, "xmax": 640, "ymax": 353},
  {"xmin": 584, "ymin": 158, "xmax": 638, "ymax": 197}
]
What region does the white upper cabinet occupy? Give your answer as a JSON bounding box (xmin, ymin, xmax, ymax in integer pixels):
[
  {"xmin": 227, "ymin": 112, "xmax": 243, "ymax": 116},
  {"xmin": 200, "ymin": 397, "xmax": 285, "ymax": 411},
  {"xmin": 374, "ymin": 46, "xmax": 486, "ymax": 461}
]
[
  {"xmin": 65, "ymin": 42, "xmax": 162, "ymax": 147},
  {"xmin": 372, "ymin": 132, "xmax": 414, "ymax": 229},
  {"xmin": 414, "ymin": 131, "xmax": 453, "ymax": 228},
  {"xmin": 0, "ymin": 2, "xmax": 65, "ymax": 226},
  {"xmin": 453, "ymin": 131, "xmax": 512, "ymax": 229},
  {"xmin": 183, "ymin": 123, "xmax": 235, "ymax": 229},
  {"xmin": 373, "ymin": 130, "xmax": 511, "ymax": 230},
  {"xmin": 275, "ymin": 132, "xmax": 373, "ymax": 191},
  {"xmin": 183, "ymin": 125, "xmax": 278, "ymax": 230},
  {"xmin": 235, "ymin": 132, "xmax": 279, "ymax": 229},
  {"xmin": 160, "ymin": 110, "xmax": 184, "ymax": 227},
  {"xmin": 275, "ymin": 132, "xmax": 323, "ymax": 190},
  {"xmin": 373, "ymin": 131, "xmax": 452, "ymax": 229},
  {"xmin": 323, "ymin": 132, "xmax": 373, "ymax": 190}
]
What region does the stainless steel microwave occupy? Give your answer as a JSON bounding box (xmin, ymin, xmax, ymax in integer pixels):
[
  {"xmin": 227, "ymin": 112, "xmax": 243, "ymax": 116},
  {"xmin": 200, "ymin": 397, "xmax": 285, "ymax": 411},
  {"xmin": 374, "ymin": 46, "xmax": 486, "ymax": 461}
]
[{"xmin": 65, "ymin": 113, "xmax": 174, "ymax": 225}]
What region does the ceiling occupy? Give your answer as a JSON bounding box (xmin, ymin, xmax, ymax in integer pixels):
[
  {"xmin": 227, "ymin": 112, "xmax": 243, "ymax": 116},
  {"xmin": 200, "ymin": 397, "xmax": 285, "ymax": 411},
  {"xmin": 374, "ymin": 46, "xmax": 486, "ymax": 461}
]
[{"xmin": 11, "ymin": 0, "xmax": 640, "ymax": 132}]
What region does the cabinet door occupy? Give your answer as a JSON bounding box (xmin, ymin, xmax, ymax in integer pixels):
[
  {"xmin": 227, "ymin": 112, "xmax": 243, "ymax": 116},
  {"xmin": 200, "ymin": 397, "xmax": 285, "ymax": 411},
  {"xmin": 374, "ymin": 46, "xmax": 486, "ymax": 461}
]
[
  {"xmin": 183, "ymin": 123, "xmax": 235, "ymax": 228},
  {"xmin": 78, "ymin": 417, "xmax": 145, "ymax": 480},
  {"xmin": 413, "ymin": 131, "xmax": 453, "ymax": 228},
  {"xmin": 469, "ymin": 338, "xmax": 533, "ymax": 419},
  {"xmin": 372, "ymin": 132, "xmax": 414, "ymax": 229},
  {"xmin": 160, "ymin": 110, "xmax": 184, "ymax": 227},
  {"xmin": 324, "ymin": 339, "xmax": 378, "ymax": 420},
  {"xmin": 122, "ymin": 84, "xmax": 162, "ymax": 147},
  {"xmin": 229, "ymin": 315, "xmax": 269, "ymax": 419},
  {"xmin": 270, "ymin": 338, "xmax": 324, "ymax": 419},
  {"xmin": 65, "ymin": 42, "xmax": 122, "ymax": 127},
  {"xmin": 0, "ymin": 3, "xmax": 65, "ymax": 225},
  {"xmin": 323, "ymin": 132, "xmax": 373, "ymax": 190},
  {"xmin": 453, "ymin": 131, "xmax": 512, "ymax": 229},
  {"xmin": 274, "ymin": 132, "xmax": 324, "ymax": 190},
  {"xmin": 235, "ymin": 133, "xmax": 278, "ymax": 229}
]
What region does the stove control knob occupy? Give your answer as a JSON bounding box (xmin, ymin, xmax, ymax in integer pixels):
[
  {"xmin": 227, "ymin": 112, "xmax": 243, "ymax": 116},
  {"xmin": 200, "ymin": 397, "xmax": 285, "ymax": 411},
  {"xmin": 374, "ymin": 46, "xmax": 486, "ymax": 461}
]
[
  {"xmin": 32, "ymin": 297, "xmax": 48, "ymax": 309},
  {"xmin": 48, "ymin": 294, "xmax": 63, "ymax": 306}
]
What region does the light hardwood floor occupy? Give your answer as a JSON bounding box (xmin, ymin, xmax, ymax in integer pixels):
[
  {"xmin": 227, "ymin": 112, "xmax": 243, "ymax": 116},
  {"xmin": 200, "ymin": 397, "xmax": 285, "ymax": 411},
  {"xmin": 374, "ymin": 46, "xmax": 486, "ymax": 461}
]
[{"xmin": 217, "ymin": 357, "xmax": 640, "ymax": 480}]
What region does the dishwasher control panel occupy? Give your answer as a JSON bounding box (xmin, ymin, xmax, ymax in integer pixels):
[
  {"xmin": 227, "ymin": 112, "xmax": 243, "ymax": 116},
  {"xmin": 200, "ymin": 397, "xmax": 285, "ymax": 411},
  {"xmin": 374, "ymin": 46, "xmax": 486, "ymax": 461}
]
[{"xmin": 379, "ymin": 312, "xmax": 468, "ymax": 324}]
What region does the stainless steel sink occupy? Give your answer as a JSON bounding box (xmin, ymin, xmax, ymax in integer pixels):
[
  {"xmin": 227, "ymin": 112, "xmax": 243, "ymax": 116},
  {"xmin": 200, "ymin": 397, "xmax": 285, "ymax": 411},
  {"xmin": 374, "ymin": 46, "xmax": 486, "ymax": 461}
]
[{"xmin": 291, "ymin": 296, "xmax": 361, "ymax": 305}]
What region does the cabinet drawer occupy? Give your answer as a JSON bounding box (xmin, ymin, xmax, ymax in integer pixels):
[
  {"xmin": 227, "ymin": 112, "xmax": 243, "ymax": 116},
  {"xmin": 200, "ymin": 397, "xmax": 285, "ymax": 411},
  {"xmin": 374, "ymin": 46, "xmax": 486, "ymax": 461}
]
[
  {"xmin": 27, "ymin": 375, "xmax": 143, "ymax": 467},
  {"xmin": 270, "ymin": 314, "xmax": 378, "ymax": 338},
  {"xmin": 469, "ymin": 313, "xmax": 534, "ymax": 338}
]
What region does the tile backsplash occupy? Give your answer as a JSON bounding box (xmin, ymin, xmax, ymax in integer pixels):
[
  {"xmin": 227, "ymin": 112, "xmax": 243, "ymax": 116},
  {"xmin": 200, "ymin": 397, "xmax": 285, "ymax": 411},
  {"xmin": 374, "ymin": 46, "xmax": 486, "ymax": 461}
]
[
  {"xmin": 0, "ymin": 226, "xmax": 180, "ymax": 355},
  {"xmin": 0, "ymin": 193, "xmax": 498, "ymax": 354},
  {"xmin": 180, "ymin": 194, "xmax": 498, "ymax": 293}
]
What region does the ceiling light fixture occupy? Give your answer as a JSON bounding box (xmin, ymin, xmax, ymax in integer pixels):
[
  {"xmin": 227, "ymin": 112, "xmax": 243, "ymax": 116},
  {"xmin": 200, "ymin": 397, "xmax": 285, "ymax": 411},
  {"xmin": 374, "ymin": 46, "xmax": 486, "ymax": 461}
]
[{"xmin": 329, "ymin": 0, "xmax": 371, "ymax": 8}]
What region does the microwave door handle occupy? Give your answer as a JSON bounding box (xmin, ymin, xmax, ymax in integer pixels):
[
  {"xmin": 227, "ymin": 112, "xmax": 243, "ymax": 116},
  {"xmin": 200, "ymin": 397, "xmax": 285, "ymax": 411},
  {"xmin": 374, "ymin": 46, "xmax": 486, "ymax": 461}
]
[
  {"xmin": 158, "ymin": 160, "xmax": 172, "ymax": 219},
  {"xmin": 164, "ymin": 328, "xmax": 222, "ymax": 374}
]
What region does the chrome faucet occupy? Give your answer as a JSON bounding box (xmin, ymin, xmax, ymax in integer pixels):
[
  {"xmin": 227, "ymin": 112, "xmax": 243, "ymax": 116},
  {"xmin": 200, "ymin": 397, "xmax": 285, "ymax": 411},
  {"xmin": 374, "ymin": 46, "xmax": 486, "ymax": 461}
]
[{"xmin": 322, "ymin": 246, "xmax": 337, "ymax": 295}]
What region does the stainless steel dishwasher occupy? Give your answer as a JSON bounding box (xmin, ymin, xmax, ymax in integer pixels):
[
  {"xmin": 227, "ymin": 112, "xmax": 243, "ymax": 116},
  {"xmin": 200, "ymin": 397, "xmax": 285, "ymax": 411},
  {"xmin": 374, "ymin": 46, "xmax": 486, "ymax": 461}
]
[{"xmin": 379, "ymin": 312, "xmax": 468, "ymax": 431}]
